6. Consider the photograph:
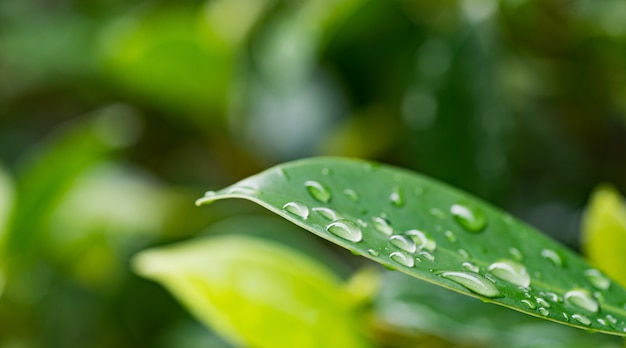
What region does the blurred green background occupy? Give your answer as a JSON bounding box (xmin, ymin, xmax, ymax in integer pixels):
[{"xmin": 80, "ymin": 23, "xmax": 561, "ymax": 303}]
[{"xmin": 1, "ymin": 0, "xmax": 626, "ymax": 346}]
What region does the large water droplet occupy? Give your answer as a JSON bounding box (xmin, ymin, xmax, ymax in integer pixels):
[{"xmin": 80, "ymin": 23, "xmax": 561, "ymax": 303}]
[
  {"xmin": 451, "ymin": 203, "xmax": 487, "ymax": 233},
  {"xmin": 343, "ymin": 189, "xmax": 359, "ymax": 202},
  {"xmin": 372, "ymin": 216, "xmax": 393, "ymax": 236},
  {"xmin": 313, "ymin": 207, "xmax": 341, "ymax": 221},
  {"xmin": 572, "ymin": 314, "xmax": 591, "ymax": 326},
  {"xmin": 584, "ymin": 269, "xmax": 610, "ymax": 290},
  {"xmin": 389, "ymin": 187, "xmax": 404, "ymax": 207},
  {"xmin": 487, "ymin": 260, "xmax": 530, "ymax": 288},
  {"xmin": 305, "ymin": 180, "xmax": 332, "ymax": 203},
  {"xmin": 565, "ymin": 289, "xmax": 599, "ymax": 313},
  {"xmin": 389, "ymin": 251, "xmax": 415, "ymax": 268},
  {"xmin": 326, "ymin": 219, "xmax": 362, "ymax": 242},
  {"xmin": 541, "ymin": 249, "xmax": 563, "ymax": 267},
  {"xmin": 282, "ymin": 201, "xmax": 309, "ymax": 219},
  {"xmin": 438, "ymin": 271, "xmax": 501, "ymax": 298},
  {"xmin": 389, "ymin": 235, "xmax": 417, "ymax": 253},
  {"xmin": 406, "ymin": 229, "xmax": 437, "ymax": 251}
]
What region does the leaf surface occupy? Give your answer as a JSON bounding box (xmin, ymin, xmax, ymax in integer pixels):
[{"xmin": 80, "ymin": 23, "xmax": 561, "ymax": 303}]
[{"xmin": 197, "ymin": 157, "xmax": 626, "ymax": 336}]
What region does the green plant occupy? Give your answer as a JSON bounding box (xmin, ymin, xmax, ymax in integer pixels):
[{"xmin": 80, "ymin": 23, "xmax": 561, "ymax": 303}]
[{"xmin": 134, "ymin": 157, "xmax": 626, "ymax": 347}]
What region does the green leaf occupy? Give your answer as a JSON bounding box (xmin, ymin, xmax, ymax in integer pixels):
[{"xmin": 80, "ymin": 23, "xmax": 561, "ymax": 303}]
[
  {"xmin": 196, "ymin": 157, "xmax": 626, "ymax": 336},
  {"xmin": 133, "ymin": 235, "xmax": 369, "ymax": 348},
  {"xmin": 582, "ymin": 184, "xmax": 626, "ymax": 288}
]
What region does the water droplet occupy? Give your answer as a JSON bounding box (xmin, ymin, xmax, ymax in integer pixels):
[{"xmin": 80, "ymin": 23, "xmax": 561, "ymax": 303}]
[
  {"xmin": 326, "ymin": 219, "xmax": 362, "ymax": 242},
  {"xmin": 429, "ymin": 208, "xmax": 445, "ymax": 219},
  {"xmin": 450, "ymin": 203, "xmax": 487, "ymax": 233},
  {"xmin": 444, "ymin": 230, "xmax": 457, "ymax": 243},
  {"xmin": 276, "ymin": 168, "xmax": 288, "ymax": 179},
  {"xmin": 606, "ymin": 314, "xmax": 617, "ymax": 324},
  {"xmin": 462, "ymin": 262, "xmax": 480, "ymax": 273},
  {"xmin": 521, "ymin": 299, "xmax": 536, "ymax": 309},
  {"xmin": 458, "ymin": 249, "xmax": 470, "ymax": 259},
  {"xmin": 584, "ymin": 269, "xmax": 610, "ymax": 290},
  {"xmin": 321, "ymin": 168, "xmax": 332, "ymax": 176},
  {"xmin": 305, "ymin": 180, "xmax": 331, "ymax": 203},
  {"xmin": 508, "ymin": 248, "xmax": 523, "ymax": 261},
  {"xmin": 541, "ymin": 249, "xmax": 563, "ymax": 267},
  {"xmin": 542, "ymin": 291, "xmax": 562, "ymax": 303},
  {"xmin": 487, "ymin": 260, "xmax": 530, "ymax": 288},
  {"xmin": 536, "ymin": 297, "xmax": 551, "ymax": 308},
  {"xmin": 439, "ymin": 271, "xmax": 501, "ymax": 298},
  {"xmin": 389, "ymin": 187, "xmax": 404, "ymax": 207},
  {"xmin": 418, "ymin": 251, "xmax": 435, "ymax": 261},
  {"xmin": 356, "ymin": 219, "xmax": 368, "ymax": 228},
  {"xmin": 367, "ymin": 249, "xmax": 379, "ymax": 257},
  {"xmin": 565, "ymin": 289, "xmax": 599, "ymax": 313},
  {"xmin": 343, "ymin": 189, "xmax": 359, "ymax": 201},
  {"xmin": 389, "ymin": 235, "xmax": 417, "ymax": 253},
  {"xmin": 389, "ymin": 251, "xmax": 415, "ymax": 268},
  {"xmin": 204, "ymin": 190, "xmax": 217, "ymax": 197},
  {"xmin": 226, "ymin": 185, "xmax": 259, "ymax": 195},
  {"xmin": 282, "ymin": 201, "xmax": 309, "ymax": 219},
  {"xmin": 597, "ymin": 318, "xmax": 608, "ymax": 327},
  {"xmin": 406, "ymin": 229, "xmax": 437, "ymax": 251},
  {"xmin": 572, "ymin": 314, "xmax": 591, "ymax": 326},
  {"xmin": 563, "ymin": 313, "xmax": 569, "ymax": 321},
  {"xmin": 372, "ymin": 216, "xmax": 393, "ymax": 236},
  {"xmin": 414, "ymin": 187, "xmax": 424, "ymax": 196},
  {"xmin": 312, "ymin": 207, "xmax": 340, "ymax": 221},
  {"xmin": 538, "ymin": 307, "xmax": 549, "ymax": 316}
]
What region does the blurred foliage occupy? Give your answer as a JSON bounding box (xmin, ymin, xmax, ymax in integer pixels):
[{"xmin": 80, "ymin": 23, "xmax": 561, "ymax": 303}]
[{"xmin": 1, "ymin": 0, "xmax": 626, "ymax": 346}]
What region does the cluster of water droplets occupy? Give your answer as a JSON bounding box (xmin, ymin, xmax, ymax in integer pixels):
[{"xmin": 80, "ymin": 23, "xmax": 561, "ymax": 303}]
[{"xmin": 275, "ymin": 170, "xmax": 626, "ymax": 331}]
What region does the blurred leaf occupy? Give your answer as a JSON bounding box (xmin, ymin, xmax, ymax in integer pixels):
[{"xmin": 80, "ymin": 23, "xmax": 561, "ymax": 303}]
[
  {"xmin": 7, "ymin": 106, "xmax": 138, "ymax": 256},
  {"xmin": 582, "ymin": 184, "xmax": 626, "ymax": 288},
  {"xmin": 374, "ymin": 271, "xmax": 622, "ymax": 348},
  {"xmin": 98, "ymin": 1, "xmax": 268, "ymax": 121},
  {"xmin": 197, "ymin": 157, "xmax": 626, "ymax": 336},
  {"xmin": 133, "ymin": 235, "xmax": 369, "ymax": 348},
  {"xmin": 0, "ymin": 163, "xmax": 13, "ymax": 297}
]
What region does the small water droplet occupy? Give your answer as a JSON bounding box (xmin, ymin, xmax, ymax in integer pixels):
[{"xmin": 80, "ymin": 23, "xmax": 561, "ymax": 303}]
[
  {"xmin": 389, "ymin": 251, "xmax": 415, "ymax": 268},
  {"xmin": 538, "ymin": 307, "xmax": 550, "ymax": 316},
  {"xmin": 572, "ymin": 314, "xmax": 591, "ymax": 326},
  {"xmin": 312, "ymin": 207, "xmax": 341, "ymax": 221},
  {"xmin": 606, "ymin": 315, "xmax": 617, "ymax": 324},
  {"xmin": 487, "ymin": 259, "xmax": 530, "ymax": 288},
  {"xmin": 372, "ymin": 216, "xmax": 393, "ymax": 236},
  {"xmin": 597, "ymin": 318, "xmax": 608, "ymax": 327},
  {"xmin": 321, "ymin": 168, "xmax": 332, "ymax": 176},
  {"xmin": 418, "ymin": 251, "xmax": 435, "ymax": 261},
  {"xmin": 367, "ymin": 249, "xmax": 379, "ymax": 257},
  {"xmin": 356, "ymin": 219, "xmax": 368, "ymax": 228},
  {"xmin": 438, "ymin": 271, "xmax": 501, "ymax": 298},
  {"xmin": 450, "ymin": 203, "xmax": 487, "ymax": 233},
  {"xmin": 389, "ymin": 187, "xmax": 404, "ymax": 207},
  {"xmin": 326, "ymin": 219, "xmax": 362, "ymax": 242},
  {"xmin": 462, "ymin": 262, "xmax": 480, "ymax": 273},
  {"xmin": 584, "ymin": 269, "xmax": 610, "ymax": 290},
  {"xmin": 444, "ymin": 230, "xmax": 457, "ymax": 243},
  {"xmin": 227, "ymin": 185, "xmax": 259, "ymax": 195},
  {"xmin": 429, "ymin": 208, "xmax": 445, "ymax": 219},
  {"xmin": 565, "ymin": 289, "xmax": 599, "ymax": 313},
  {"xmin": 343, "ymin": 189, "xmax": 359, "ymax": 201},
  {"xmin": 458, "ymin": 249, "xmax": 470, "ymax": 259},
  {"xmin": 276, "ymin": 168, "xmax": 288, "ymax": 179},
  {"xmin": 406, "ymin": 229, "xmax": 437, "ymax": 251},
  {"xmin": 485, "ymin": 274, "xmax": 497, "ymax": 283},
  {"xmin": 282, "ymin": 201, "xmax": 309, "ymax": 219},
  {"xmin": 541, "ymin": 249, "xmax": 563, "ymax": 267},
  {"xmin": 389, "ymin": 234, "xmax": 417, "ymax": 253},
  {"xmin": 563, "ymin": 313, "xmax": 569, "ymax": 321},
  {"xmin": 536, "ymin": 297, "xmax": 551, "ymax": 308},
  {"xmin": 521, "ymin": 299, "xmax": 536, "ymax": 309},
  {"xmin": 305, "ymin": 180, "xmax": 332, "ymax": 203},
  {"xmin": 414, "ymin": 187, "xmax": 424, "ymax": 196},
  {"xmin": 508, "ymin": 248, "xmax": 523, "ymax": 261},
  {"xmin": 204, "ymin": 190, "xmax": 217, "ymax": 197},
  {"xmin": 542, "ymin": 291, "xmax": 562, "ymax": 303}
]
